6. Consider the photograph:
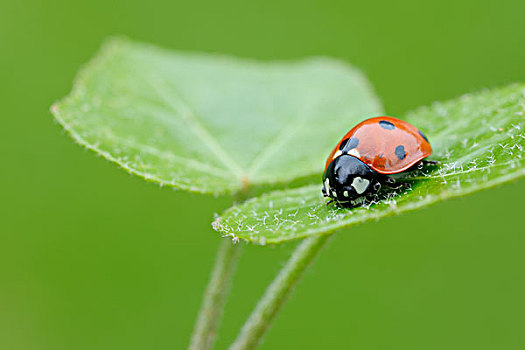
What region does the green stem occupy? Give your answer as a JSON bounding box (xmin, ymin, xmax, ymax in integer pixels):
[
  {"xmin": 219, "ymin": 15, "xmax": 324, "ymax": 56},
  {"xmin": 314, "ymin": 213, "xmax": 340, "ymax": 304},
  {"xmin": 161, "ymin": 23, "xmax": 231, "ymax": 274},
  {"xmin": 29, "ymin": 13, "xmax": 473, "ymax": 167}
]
[
  {"xmin": 189, "ymin": 239, "xmax": 242, "ymax": 350},
  {"xmin": 229, "ymin": 234, "xmax": 332, "ymax": 350}
]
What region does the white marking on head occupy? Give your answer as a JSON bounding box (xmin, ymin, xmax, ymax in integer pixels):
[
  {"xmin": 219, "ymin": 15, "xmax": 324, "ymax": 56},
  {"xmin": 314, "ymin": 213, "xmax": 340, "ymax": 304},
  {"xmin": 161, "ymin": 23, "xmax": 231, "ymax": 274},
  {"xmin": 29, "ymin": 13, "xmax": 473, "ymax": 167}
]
[
  {"xmin": 351, "ymin": 177, "xmax": 370, "ymax": 194},
  {"xmin": 331, "ymin": 190, "xmax": 337, "ymax": 198},
  {"xmin": 348, "ymin": 149, "xmax": 360, "ymax": 158},
  {"xmin": 343, "ymin": 190, "xmax": 349, "ymax": 197},
  {"xmin": 324, "ymin": 178, "xmax": 330, "ymax": 192},
  {"xmin": 332, "ymin": 150, "xmax": 343, "ymax": 159}
]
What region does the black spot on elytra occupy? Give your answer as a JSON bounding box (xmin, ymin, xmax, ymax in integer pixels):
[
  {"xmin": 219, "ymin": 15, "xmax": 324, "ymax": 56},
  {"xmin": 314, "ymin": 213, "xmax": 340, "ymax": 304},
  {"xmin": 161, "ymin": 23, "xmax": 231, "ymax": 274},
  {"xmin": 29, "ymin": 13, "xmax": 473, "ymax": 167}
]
[
  {"xmin": 339, "ymin": 137, "xmax": 359, "ymax": 152},
  {"xmin": 395, "ymin": 145, "xmax": 406, "ymax": 160},
  {"xmin": 418, "ymin": 129, "xmax": 429, "ymax": 142},
  {"xmin": 379, "ymin": 120, "xmax": 395, "ymax": 130}
]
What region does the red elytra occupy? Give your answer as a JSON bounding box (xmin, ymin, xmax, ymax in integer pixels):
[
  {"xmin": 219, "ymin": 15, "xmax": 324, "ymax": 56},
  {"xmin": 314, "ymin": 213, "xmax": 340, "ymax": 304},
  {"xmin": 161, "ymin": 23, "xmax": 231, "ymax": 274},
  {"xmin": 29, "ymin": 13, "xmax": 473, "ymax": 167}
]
[{"xmin": 325, "ymin": 116, "xmax": 433, "ymax": 174}]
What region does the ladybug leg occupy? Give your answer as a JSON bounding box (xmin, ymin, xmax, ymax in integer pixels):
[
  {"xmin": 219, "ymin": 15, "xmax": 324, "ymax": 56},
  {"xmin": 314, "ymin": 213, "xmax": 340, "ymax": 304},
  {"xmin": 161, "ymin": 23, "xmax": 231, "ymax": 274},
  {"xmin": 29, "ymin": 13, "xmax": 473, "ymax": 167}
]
[
  {"xmin": 387, "ymin": 182, "xmax": 410, "ymax": 190},
  {"xmin": 385, "ymin": 176, "xmax": 396, "ymax": 185},
  {"xmin": 421, "ymin": 160, "xmax": 439, "ymax": 165},
  {"xmin": 383, "ymin": 176, "xmax": 410, "ymax": 190},
  {"xmin": 326, "ymin": 199, "xmax": 334, "ymax": 206},
  {"xmin": 384, "ymin": 176, "xmax": 402, "ymax": 187}
]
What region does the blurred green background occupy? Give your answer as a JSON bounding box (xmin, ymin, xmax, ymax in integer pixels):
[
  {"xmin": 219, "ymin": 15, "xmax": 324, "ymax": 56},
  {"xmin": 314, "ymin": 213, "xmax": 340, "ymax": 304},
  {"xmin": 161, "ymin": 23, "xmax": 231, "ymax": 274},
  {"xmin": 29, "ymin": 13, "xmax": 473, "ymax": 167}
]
[{"xmin": 2, "ymin": 0, "xmax": 525, "ymax": 349}]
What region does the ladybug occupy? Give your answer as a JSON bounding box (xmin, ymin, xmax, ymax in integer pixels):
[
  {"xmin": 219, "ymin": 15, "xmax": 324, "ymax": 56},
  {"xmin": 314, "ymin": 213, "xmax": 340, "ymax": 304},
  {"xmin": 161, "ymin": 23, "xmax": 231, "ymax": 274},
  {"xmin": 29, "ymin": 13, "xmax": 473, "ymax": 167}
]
[{"xmin": 322, "ymin": 116, "xmax": 434, "ymax": 206}]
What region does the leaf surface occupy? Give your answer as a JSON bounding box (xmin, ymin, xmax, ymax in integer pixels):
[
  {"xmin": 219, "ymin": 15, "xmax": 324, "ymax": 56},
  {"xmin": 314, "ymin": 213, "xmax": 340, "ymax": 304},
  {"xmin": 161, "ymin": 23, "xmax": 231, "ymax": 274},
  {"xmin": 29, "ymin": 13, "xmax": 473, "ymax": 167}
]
[
  {"xmin": 214, "ymin": 84, "xmax": 525, "ymax": 244},
  {"xmin": 52, "ymin": 38, "xmax": 382, "ymax": 194}
]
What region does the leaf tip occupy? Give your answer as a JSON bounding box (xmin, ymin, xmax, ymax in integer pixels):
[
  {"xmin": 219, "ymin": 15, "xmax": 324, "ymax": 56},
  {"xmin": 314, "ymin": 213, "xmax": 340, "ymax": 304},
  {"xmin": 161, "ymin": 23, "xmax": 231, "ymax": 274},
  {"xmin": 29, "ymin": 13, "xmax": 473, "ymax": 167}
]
[
  {"xmin": 50, "ymin": 102, "xmax": 59, "ymax": 115},
  {"xmin": 211, "ymin": 217, "xmax": 222, "ymax": 232},
  {"xmin": 100, "ymin": 35, "xmax": 132, "ymax": 51}
]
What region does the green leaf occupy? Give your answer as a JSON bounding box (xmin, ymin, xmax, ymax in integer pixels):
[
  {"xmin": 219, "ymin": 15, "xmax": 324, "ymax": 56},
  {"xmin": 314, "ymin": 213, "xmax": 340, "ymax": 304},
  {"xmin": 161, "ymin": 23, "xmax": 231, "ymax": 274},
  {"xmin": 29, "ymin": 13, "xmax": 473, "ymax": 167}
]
[
  {"xmin": 51, "ymin": 38, "xmax": 382, "ymax": 195},
  {"xmin": 213, "ymin": 84, "xmax": 525, "ymax": 244}
]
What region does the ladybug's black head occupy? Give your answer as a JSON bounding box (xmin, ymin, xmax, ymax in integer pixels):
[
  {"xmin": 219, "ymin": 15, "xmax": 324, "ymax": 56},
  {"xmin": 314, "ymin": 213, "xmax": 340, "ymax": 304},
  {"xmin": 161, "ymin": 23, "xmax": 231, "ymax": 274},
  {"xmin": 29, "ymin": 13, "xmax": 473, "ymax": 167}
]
[{"xmin": 322, "ymin": 155, "xmax": 380, "ymax": 206}]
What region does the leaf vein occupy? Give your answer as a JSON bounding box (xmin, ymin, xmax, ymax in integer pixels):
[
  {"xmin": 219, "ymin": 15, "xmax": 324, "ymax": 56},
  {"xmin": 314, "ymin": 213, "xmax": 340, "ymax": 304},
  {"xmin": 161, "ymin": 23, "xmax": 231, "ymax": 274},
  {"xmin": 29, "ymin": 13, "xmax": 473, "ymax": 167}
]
[{"xmin": 150, "ymin": 77, "xmax": 245, "ymax": 179}]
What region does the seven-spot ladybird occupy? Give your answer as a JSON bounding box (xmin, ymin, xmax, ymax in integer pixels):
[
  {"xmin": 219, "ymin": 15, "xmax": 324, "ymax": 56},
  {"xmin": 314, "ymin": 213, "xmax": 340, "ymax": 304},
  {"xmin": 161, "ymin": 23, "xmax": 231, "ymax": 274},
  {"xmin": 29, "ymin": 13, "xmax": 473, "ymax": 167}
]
[{"xmin": 322, "ymin": 116, "xmax": 433, "ymax": 206}]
